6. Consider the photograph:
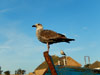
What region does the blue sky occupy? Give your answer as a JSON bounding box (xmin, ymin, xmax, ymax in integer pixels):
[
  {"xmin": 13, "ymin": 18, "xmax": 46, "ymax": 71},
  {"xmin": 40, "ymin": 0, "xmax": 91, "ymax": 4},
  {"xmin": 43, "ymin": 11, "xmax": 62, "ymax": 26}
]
[{"xmin": 0, "ymin": 0, "xmax": 100, "ymax": 74}]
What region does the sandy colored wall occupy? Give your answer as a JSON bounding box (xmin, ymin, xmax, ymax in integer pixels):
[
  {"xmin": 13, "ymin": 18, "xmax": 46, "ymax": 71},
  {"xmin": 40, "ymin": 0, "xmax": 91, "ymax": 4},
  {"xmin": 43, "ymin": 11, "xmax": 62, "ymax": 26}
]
[{"xmin": 34, "ymin": 69, "xmax": 47, "ymax": 75}]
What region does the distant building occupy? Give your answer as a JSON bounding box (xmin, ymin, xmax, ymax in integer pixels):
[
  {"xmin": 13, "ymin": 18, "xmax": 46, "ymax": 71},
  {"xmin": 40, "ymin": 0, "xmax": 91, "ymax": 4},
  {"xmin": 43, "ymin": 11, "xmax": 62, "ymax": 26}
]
[
  {"xmin": 89, "ymin": 61, "xmax": 100, "ymax": 69},
  {"xmin": 34, "ymin": 55, "xmax": 81, "ymax": 75},
  {"xmin": 59, "ymin": 56, "xmax": 81, "ymax": 67},
  {"xmin": 0, "ymin": 66, "xmax": 3, "ymax": 75},
  {"xmin": 29, "ymin": 72, "xmax": 35, "ymax": 75}
]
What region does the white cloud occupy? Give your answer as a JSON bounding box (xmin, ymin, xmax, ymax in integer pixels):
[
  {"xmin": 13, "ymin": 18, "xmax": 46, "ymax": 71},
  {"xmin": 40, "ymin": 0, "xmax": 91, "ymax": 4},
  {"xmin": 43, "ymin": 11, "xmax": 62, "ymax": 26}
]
[
  {"xmin": 0, "ymin": 25, "xmax": 46, "ymax": 73},
  {"xmin": 0, "ymin": 29, "xmax": 42, "ymax": 56},
  {"xmin": 0, "ymin": 46, "xmax": 10, "ymax": 49},
  {"xmin": 0, "ymin": 9, "xmax": 9, "ymax": 13},
  {"xmin": 74, "ymin": 34, "xmax": 79, "ymax": 37},
  {"xmin": 66, "ymin": 47, "xmax": 84, "ymax": 52},
  {"xmin": 82, "ymin": 27, "xmax": 88, "ymax": 30}
]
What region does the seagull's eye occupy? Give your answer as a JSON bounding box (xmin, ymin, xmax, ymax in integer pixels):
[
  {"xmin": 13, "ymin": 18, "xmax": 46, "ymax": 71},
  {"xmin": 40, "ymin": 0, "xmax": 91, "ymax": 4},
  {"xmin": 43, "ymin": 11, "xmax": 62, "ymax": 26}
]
[{"xmin": 38, "ymin": 24, "xmax": 41, "ymax": 26}]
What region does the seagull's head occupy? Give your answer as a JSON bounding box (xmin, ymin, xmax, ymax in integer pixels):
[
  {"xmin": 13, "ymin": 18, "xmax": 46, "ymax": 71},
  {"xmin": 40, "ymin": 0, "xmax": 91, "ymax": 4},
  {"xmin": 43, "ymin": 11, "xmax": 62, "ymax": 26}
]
[
  {"xmin": 32, "ymin": 23, "xmax": 43, "ymax": 30},
  {"xmin": 60, "ymin": 50, "xmax": 66, "ymax": 56}
]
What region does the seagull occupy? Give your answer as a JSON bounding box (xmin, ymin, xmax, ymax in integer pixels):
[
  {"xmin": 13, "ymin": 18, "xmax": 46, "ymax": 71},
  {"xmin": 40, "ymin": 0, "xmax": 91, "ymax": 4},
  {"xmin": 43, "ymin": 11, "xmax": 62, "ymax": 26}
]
[
  {"xmin": 32, "ymin": 23, "xmax": 75, "ymax": 52},
  {"xmin": 60, "ymin": 50, "xmax": 66, "ymax": 56}
]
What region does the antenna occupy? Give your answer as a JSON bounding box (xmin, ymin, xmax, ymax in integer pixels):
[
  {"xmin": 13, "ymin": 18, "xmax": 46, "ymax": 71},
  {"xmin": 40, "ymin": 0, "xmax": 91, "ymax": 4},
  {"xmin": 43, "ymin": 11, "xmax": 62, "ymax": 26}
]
[{"xmin": 84, "ymin": 56, "xmax": 90, "ymax": 65}]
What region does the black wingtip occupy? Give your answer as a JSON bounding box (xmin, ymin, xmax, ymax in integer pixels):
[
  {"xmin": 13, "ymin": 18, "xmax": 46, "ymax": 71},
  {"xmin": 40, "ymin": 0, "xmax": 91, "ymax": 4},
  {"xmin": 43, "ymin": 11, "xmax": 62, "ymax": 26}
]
[{"xmin": 72, "ymin": 39, "xmax": 75, "ymax": 41}]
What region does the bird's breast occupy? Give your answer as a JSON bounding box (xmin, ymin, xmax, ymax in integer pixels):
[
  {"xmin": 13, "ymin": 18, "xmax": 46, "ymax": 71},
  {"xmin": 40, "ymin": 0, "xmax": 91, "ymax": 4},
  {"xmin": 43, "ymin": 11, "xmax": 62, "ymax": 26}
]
[{"xmin": 36, "ymin": 30, "xmax": 47, "ymax": 43}]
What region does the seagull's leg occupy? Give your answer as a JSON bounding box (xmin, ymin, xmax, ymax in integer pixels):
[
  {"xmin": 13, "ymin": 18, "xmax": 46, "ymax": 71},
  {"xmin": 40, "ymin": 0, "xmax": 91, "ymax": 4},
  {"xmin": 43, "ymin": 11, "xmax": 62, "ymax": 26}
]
[{"xmin": 47, "ymin": 42, "xmax": 50, "ymax": 52}]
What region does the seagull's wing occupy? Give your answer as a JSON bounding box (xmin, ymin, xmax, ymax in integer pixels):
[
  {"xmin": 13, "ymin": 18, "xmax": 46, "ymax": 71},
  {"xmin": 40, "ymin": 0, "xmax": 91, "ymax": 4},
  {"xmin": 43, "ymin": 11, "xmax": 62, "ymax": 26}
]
[{"xmin": 40, "ymin": 30, "xmax": 67, "ymax": 40}]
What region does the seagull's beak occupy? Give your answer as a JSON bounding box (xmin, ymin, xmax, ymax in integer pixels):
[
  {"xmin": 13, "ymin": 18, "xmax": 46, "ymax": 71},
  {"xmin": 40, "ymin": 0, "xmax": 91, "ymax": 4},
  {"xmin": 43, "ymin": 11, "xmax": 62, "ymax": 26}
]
[{"xmin": 32, "ymin": 25, "xmax": 36, "ymax": 27}]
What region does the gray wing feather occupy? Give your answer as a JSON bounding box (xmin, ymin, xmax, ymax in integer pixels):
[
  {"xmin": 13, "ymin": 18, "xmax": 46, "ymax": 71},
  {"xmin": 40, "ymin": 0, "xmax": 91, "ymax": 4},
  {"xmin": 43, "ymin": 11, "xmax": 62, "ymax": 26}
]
[{"xmin": 40, "ymin": 30, "xmax": 66, "ymax": 40}]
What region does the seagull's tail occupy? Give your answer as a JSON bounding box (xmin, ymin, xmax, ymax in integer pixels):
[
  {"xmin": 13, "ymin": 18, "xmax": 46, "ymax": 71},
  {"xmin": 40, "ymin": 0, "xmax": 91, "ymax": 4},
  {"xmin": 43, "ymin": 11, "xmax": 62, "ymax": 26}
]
[{"xmin": 65, "ymin": 38, "xmax": 75, "ymax": 43}]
